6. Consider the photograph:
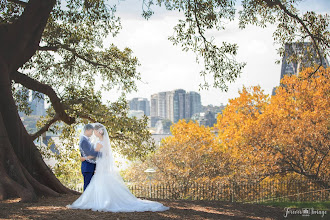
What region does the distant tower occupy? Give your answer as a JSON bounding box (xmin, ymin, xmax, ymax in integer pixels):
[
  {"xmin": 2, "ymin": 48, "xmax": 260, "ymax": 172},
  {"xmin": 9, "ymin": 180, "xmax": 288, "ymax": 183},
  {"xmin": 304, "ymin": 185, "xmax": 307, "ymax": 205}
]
[
  {"xmin": 274, "ymin": 42, "xmax": 329, "ymax": 95},
  {"xmin": 128, "ymin": 98, "xmax": 150, "ymax": 116},
  {"xmin": 185, "ymin": 93, "xmax": 191, "ymax": 119},
  {"xmin": 150, "ymin": 89, "xmax": 202, "ymax": 124},
  {"xmin": 150, "ymin": 94, "xmax": 158, "ymax": 118},
  {"xmin": 280, "ymin": 42, "xmax": 329, "ymax": 77},
  {"xmin": 187, "ymin": 91, "xmax": 202, "ymax": 118},
  {"xmin": 150, "ymin": 94, "xmax": 159, "ymax": 127},
  {"xmin": 173, "ymin": 89, "xmax": 186, "ymax": 123},
  {"xmin": 30, "ymin": 91, "xmax": 46, "ymax": 116},
  {"xmin": 157, "ymin": 92, "xmax": 167, "ymax": 119},
  {"xmin": 166, "ymin": 91, "xmax": 174, "ymax": 122}
]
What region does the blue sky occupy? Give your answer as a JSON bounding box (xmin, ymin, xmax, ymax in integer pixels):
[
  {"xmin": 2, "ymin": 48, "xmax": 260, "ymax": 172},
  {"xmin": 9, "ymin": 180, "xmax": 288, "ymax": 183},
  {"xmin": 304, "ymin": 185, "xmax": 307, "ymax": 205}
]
[{"xmin": 100, "ymin": 0, "xmax": 330, "ymax": 106}]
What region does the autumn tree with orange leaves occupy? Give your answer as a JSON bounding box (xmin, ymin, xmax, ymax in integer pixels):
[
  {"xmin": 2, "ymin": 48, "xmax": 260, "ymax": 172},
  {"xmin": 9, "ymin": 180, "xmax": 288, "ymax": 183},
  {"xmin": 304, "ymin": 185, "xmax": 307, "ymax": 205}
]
[
  {"xmin": 216, "ymin": 67, "xmax": 329, "ymax": 187},
  {"xmin": 124, "ymin": 120, "xmax": 232, "ymax": 187},
  {"xmin": 248, "ymin": 67, "xmax": 330, "ymax": 186},
  {"xmin": 215, "ymin": 86, "xmax": 271, "ymax": 181}
]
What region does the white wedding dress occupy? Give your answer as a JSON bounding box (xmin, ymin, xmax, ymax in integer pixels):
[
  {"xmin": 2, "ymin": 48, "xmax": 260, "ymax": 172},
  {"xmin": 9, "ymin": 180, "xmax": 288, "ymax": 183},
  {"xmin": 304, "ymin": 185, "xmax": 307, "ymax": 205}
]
[{"xmin": 67, "ymin": 123, "xmax": 169, "ymax": 212}]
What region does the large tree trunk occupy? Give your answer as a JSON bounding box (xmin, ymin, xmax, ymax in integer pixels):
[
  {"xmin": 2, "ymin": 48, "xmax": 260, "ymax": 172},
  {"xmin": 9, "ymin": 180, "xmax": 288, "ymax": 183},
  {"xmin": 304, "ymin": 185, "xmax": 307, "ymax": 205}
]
[
  {"xmin": 0, "ymin": 0, "xmax": 77, "ymax": 202},
  {"xmin": 0, "ymin": 57, "xmax": 77, "ymax": 202}
]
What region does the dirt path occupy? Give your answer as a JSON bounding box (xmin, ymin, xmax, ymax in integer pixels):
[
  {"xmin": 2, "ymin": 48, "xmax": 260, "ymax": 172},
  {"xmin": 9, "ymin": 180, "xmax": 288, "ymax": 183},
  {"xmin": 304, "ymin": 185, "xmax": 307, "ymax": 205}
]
[{"xmin": 0, "ymin": 195, "xmax": 284, "ymax": 219}]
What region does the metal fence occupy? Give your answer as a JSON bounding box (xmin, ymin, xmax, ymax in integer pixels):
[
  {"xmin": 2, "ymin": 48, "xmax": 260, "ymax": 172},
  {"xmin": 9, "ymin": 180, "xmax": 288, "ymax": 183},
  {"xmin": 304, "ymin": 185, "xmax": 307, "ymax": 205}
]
[{"xmin": 128, "ymin": 178, "xmax": 330, "ymax": 203}]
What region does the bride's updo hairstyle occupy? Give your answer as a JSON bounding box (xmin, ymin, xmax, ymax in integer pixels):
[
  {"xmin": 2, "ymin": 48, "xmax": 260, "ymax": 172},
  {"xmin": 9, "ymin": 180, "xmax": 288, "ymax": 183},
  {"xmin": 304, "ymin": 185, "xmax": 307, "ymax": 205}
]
[{"xmin": 94, "ymin": 124, "xmax": 105, "ymax": 136}]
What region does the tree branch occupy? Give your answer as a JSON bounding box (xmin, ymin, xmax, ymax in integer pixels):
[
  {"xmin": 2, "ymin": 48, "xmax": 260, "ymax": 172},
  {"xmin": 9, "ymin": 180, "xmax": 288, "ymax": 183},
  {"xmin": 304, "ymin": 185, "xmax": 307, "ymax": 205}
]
[
  {"xmin": 109, "ymin": 133, "xmax": 126, "ymax": 140},
  {"xmin": 3, "ymin": 0, "xmax": 56, "ymax": 71},
  {"xmin": 11, "ymin": 71, "xmax": 75, "ymax": 126},
  {"xmin": 31, "ymin": 114, "xmax": 60, "ymax": 140},
  {"xmin": 192, "ymin": 0, "xmax": 209, "ymax": 51},
  {"xmin": 308, "ymin": 149, "xmax": 319, "ymax": 171},
  {"xmin": 38, "ymin": 46, "xmax": 58, "ymax": 51},
  {"xmin": 38, "ymin": 44, "xmax": 106, "ymax": 67},
  {"xmin": 263, "ymin": 0, "xmax": 324, "ymax": 77},
  {"xmin": 7, "ymin": 0, "xmax": 28, "ymax": 7},
  {"xmin": 77, "ymin": 114, "xmax": 97, "ymax": 123},
  {"xmin": 60, "ymin": 45, "xmax": 119, "ymax": 71},
  {"xmin": 38, "ymin": 44, "xmax": 122, "ymax": 74},
  {"xmin": 316, "ymin": 150, "xmax": 329, "ymax": 177}
]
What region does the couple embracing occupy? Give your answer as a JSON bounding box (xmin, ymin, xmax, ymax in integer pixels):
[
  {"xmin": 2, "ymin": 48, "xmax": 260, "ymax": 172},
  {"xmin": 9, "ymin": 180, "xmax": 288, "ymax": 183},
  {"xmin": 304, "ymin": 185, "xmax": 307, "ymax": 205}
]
[{"xmin": 67, "ymin": 123, "xmax": 169, "ymax": 212}]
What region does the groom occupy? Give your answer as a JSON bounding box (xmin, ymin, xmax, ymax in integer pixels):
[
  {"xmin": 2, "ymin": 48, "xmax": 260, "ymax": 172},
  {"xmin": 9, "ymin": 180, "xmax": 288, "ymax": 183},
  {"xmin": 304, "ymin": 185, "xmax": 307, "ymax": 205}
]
[{"xmin": 80, "ymin": 124, "xmax": 99, "ymax": 191}]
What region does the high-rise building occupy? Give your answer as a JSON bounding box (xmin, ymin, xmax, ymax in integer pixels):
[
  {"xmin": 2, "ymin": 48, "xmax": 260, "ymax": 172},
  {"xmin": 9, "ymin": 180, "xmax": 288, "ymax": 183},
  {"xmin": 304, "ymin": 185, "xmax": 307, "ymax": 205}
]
[
  {"xmin": 129, "ymin": 98, "xmax": 150, "ymax": 116},
  {"xmin": 185, "ymin": 93, "xmax": 191, "ymax": 119},
  {"xmin": 165, "ymin": 91, "xmax": 174, "ymax": 122},
  {"xmin": 150, "ymin": 89, "xmax": 202, "ymax": 124},
  {"xmin": 150, "ymin": 94, "xmax": 158, "ymax": 117},
  {"xmin": 185, "ymin": 91, "xmax": 202, "ymax": 119},
  {"xmin": 30, "ymin": 91, "xmax": 46, "ymax": 116},
  {"xmin": 172, "ymin": 89, "xmax": 185, "ymax": 123},
  {"xmin": 158, "ymin": 92, "xmax": 167, "ymax": 119},
  {"xmin": 150, "ymin": 94, "xmax": 159, "ymax": 127}
]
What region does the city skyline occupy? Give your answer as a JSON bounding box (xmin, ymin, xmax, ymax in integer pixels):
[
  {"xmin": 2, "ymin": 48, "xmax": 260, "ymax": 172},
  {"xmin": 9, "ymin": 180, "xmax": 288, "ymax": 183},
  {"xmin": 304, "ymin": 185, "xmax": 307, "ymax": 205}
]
[
  {"xmin": 129, "ymin": 88, "xmax": 202, "ymax": 126},
  {"xmin": 130, "ymin": 89, "xmax": 211, "ymax": 104}
]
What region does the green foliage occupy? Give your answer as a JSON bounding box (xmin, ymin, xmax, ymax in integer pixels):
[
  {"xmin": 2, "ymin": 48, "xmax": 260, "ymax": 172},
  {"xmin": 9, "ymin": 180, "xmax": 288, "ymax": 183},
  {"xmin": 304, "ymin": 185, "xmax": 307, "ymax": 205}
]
[
  {"xmin": 160, "ymin": 0, "xmax": 246, "ymax": 91},
  {"xmin": 2, "ymin": 0, "xmax": 154, "ymax": 161},
  {"xmin": 144, "ymin": 0, "xmax": 329, "ymax": 89},
  {"xmin": 239, "ymin": 0, "xmax": 330, "ymax": 67},
  {"xmin": 36, "ymin": 123, "xmax": 83, "ymax": 190},
  {"xmin": 12, "ymin": 85, "xmax": 31, "ymax": 116},
  {"xmin": 37, "ymin": 95, "xmax": 155, "ymax": 161}
]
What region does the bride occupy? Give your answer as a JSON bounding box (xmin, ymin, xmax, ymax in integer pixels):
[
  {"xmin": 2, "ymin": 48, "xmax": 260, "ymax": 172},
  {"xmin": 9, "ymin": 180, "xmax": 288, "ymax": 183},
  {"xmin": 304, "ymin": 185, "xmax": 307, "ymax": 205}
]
[{"xmin": 67, "ymin": 123, "xmax": 169, "ymax": 212}]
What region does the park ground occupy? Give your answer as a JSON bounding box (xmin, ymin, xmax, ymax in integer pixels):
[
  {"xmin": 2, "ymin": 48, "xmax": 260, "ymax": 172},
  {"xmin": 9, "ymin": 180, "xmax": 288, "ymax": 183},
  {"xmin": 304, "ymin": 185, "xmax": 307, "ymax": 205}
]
[
  {"xmin": 0, "ymin": 195, "xmax": 292, "ymax": 220},
  {"xmin": 2, "ymin": 196, "xmax": 329, "ymax": 219}
]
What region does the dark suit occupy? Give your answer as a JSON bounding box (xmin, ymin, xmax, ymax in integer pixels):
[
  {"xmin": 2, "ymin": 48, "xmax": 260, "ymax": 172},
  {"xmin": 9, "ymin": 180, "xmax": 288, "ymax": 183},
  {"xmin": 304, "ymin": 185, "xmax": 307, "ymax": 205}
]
[{"xmin": 80, "ymin": 136, "xmax": 99, "ymax": 191}]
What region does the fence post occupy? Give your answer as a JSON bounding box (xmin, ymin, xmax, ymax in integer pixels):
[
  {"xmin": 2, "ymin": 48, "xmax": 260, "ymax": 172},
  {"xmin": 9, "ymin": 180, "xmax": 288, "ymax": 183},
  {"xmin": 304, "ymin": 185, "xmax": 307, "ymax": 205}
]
[{"xmin": 231, "ymin": 182, "xmax": 235, "ymax": 202}]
